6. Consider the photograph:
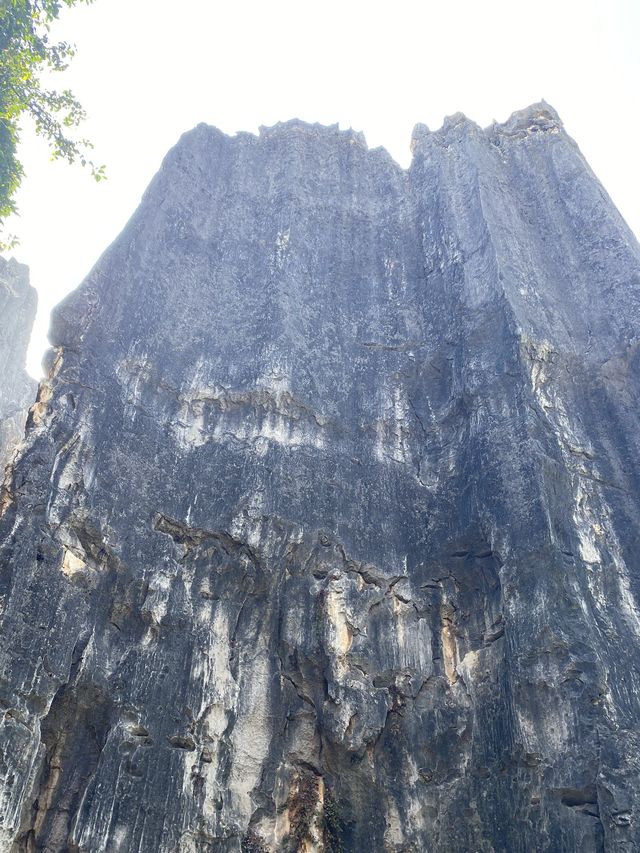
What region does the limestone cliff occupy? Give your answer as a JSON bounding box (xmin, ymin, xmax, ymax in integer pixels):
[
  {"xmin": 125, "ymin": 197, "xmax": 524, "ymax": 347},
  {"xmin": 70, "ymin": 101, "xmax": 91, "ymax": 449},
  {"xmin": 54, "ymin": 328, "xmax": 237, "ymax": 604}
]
[
  {"xmin": 1, "ymin": 103, "xmax": 640, "ymax": 852},
  {"xmin": 0, "ymin": 258, "xmax": 37, "ymax": 473}
]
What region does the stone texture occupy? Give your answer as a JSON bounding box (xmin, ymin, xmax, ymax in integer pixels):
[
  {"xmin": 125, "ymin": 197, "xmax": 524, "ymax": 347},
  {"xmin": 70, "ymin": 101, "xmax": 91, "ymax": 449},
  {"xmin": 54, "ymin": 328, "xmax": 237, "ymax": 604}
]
[
  {"xmin": 1, "ymin": 102, "xmax": 640, "ymax": 852},
  {"xmin": 0, "ymin": 257, "xmax": 37, "ymax": 473}
]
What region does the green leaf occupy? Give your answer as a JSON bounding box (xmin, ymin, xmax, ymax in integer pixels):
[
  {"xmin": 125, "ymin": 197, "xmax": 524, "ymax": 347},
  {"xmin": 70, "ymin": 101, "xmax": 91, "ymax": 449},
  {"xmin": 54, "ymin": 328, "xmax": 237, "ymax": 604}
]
[{"xmin": 0, "ymin": 0, "xmax": 103, "ymax": 243}]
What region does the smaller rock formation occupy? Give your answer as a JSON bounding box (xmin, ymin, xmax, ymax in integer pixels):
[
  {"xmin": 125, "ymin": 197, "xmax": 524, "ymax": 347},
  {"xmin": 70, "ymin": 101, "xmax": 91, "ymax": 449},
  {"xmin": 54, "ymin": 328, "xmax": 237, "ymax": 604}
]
[{"xmin": 0, "ymin": 257, "xmax": 37, "ymax": 470}]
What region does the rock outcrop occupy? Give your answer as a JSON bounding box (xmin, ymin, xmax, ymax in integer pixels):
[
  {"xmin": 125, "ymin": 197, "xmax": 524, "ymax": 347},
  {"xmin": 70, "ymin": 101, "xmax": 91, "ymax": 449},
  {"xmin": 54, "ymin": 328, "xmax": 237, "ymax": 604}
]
[
  {"xmin": 1, "ymin": 102, "xmax": 640, "ymax": 852},
  {"xmin": 0, "ymin": 257, "xmax": 37, "ymax": 472}
]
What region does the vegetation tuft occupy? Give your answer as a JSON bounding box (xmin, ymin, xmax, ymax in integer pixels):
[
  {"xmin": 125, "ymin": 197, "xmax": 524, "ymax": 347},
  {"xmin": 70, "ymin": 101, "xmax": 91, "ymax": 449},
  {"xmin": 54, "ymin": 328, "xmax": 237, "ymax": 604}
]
[
  {"xmin": 322, "ymin": 788, "xmax": 345, "ymax": 853},
  {"xmin": 241, "ymin": 829, "xmax": 270, "ymax": 853},
  {"xmin": 289, "ymin": 771, "xmax": 319, "ymax": 845}
]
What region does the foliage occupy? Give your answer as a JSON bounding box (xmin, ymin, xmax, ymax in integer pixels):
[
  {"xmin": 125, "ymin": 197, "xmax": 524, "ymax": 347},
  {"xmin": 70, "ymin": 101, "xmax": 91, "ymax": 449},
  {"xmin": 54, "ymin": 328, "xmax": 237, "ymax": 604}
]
[
  {"xmin": 322, "ymin": 788, "xmax": 345, "ymax": 853},
  {"xmin": 287, "ymin": 771, "xmax": 345, "ymax": 853},
  {"xmin": 289, "ymin": 771, "xmax": 319, "ymax": 845},
  {"xmin": 0, "ymin": 0, "xmax": 105, "ymax": 248},
  {"xmin": 241, "ymin": 829, "xmax": 270, "ymax": 853}
]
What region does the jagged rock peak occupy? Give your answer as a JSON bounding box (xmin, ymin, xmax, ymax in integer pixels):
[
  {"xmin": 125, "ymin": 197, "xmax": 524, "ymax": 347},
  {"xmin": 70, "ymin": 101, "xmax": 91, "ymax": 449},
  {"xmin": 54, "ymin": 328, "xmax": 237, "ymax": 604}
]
[
  {"xmin": 176, "ymin": 117, "xmax": 371, "ymax": 154},
  {"xmin": 492, "ymin": 99, "xmax": 564, "ymax": 136},
  {"xmin": 410, "ymin": 100, "xmax": 566, "ymax": 154},
  {"xmin": 171, "ymin": 101, "xmax": 568, "ymax": 168},
  {"xmin": 259, "ymin": 118, "xmax": 368, "ymax": 148}
]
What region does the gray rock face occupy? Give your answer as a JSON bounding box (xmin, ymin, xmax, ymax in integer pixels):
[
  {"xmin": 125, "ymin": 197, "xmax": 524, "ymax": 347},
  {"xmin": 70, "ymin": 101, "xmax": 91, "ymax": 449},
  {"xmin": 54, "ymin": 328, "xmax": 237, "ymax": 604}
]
[
  {"xmin": 1, "ymin": 102, "xmax": 640, "ymax": 852},
  {"xmin": 0, "ymin": 258, "xmax": 37, "ymax": 473}
]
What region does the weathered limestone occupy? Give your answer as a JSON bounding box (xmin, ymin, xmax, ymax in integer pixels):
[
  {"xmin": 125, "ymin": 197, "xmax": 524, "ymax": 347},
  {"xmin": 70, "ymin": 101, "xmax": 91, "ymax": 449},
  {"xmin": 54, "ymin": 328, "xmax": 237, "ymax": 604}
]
[
  {"xmin": 0, "ymin": 103, "xmax": 640, "ymax": 851},
  {"xmin": 0, "ymin": 257, "xmax": 37, "ymax": 473}
]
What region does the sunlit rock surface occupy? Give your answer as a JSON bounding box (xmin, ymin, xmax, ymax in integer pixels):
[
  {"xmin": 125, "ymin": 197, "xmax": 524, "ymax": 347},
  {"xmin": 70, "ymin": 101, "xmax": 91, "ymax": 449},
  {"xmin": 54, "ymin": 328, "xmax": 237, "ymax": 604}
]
[
  {"xmin": 0, "ymin": 258, "xmax": 36, "ymax": 473},
  {"xmin": 1, "ymin": 102, "xmax": 640, "ymax": 852}
]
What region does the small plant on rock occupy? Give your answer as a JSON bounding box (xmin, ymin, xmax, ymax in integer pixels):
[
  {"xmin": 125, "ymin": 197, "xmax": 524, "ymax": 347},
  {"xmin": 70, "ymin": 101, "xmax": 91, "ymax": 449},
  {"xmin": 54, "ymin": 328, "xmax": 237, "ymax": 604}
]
[
  {"xmin": 322, "ymin": 788, "xmax": 345, "ymax": 853},
  {"xmin": 289, "ymin": 771, "xmax": 320, "ymax": 845},
  {"xmin": 241, "ymin": 829, "xmax": 270, "ymax": 853}
]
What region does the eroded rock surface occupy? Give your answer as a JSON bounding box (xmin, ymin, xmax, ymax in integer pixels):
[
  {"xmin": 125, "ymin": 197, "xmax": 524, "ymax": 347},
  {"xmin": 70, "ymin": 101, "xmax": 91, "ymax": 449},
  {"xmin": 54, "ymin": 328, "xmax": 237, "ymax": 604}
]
[
  {"xmin": 1, "ymin": 103, "xmax": 640, "ymax": 852},
  {"xmin": 0, "ymin": 258, "xmax": 37, "ymax": 473}
]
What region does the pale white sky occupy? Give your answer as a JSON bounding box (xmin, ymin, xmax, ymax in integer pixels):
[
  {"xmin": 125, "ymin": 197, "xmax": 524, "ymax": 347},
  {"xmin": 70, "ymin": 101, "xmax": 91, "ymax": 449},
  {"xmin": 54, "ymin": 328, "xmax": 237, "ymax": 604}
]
[{"xmin": 2, "ymin": 0, "xmax": 638, "ymax": 377}]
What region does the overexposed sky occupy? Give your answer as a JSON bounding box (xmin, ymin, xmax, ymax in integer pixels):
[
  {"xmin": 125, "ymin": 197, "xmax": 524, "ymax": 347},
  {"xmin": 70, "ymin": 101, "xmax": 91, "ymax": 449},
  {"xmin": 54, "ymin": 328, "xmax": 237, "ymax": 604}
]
[{"xmin": 3, "ymin": 0, "xmax": 639, "ymax": 377}]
